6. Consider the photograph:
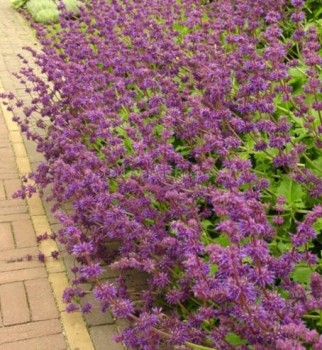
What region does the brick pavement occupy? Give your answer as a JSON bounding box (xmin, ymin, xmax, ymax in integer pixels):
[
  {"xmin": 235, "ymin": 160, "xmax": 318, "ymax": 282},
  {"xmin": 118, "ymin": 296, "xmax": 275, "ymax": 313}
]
[
  {"xmin": 0, "ymin": 98, "xmax": 67, "ymax": 349},
  {"xmin": 0, "ymin": 1, "xmax": 126, "ymax": 349}
]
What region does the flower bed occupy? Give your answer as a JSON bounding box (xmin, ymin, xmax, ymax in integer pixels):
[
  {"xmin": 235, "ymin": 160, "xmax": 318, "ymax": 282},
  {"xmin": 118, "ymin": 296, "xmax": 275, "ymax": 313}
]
[{"xmin": 3, "ymin": 0, "xmax": 322, "ymax": 348}]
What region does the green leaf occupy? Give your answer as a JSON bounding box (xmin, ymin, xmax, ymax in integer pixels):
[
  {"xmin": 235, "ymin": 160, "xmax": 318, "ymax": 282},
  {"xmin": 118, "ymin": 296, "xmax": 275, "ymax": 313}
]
[
  {"xmin": 276, "ymin": 176, "xmax": 304, "ymax": 207},
  {"xmin": 153, "ymin": 124, "xmax": 164, "ymax": 137},
  {"xmin": 201, "ymin": 220, "xmax": 213, "ymax": 230},
  {"xmin": 291, "ymin": 266, "xmax": 312, "ymax": 284},
  {"xmin": 315, "ymin": 8, "xmax": 322, "ymax": 18},
  {"xmin": 109, "ymin": 179, "xmax": 118, "ymax": 193},
  {"xmin": 214, "ymin": 234, "xmax": 229, "ymax": 247},
  {"xmin": 288, "ymin": 67, "xmax": 307, "ymax": 90},
  {"xmin": 173, "ymin": 23, "xmax": 190, "ymax": 36},
  {"xmin": 209, "ymin": 264, "xmax": 218, "ymax": 275},
  {"xmin": 309, "ymin": 156, "xmax": 322, "ymax": 172},
  {"xmin": 144, "ymin": 219, "xmax": 154, "ymax": 226},
  {"xmin": 175, "ymin": 144, "xmax": 190, "ymax": 157},
  {"xmin": 11, "ymin": 0, "xmax": 28, "ymax": 9},
  {"xmin": 242, "ymin": 256, "xmax": 253, "ymax": 264},
  {"xmin": 277, "ymin": 241, "xmax": 292, "ymax": 253},
  {"xmin": 225, "ymin": 333, "xmax": 247, "ymax": 346},
  {"xmin": 313, "ymin": 218, "xmax": 322, "ymax": 233}
]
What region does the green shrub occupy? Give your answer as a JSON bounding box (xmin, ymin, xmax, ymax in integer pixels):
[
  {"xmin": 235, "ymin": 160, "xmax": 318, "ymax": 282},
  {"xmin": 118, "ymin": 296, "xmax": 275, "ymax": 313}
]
[
  {"xmin": 11, "ymin": 0, "xmax": 79, "ymax": 23},
  {"xmin": 33, "ymin": 8, "xmax": 60, "ymax": 23},
  {"xmin": 11, "ymin": 0, "xmax": 28, "ymax": 9}
]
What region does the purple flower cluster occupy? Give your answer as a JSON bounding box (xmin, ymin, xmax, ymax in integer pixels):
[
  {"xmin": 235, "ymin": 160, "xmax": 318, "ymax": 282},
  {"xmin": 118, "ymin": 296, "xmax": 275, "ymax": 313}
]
[{"xmin": 3, "ymin": 0, "xmax": 322, "ymax": 348}]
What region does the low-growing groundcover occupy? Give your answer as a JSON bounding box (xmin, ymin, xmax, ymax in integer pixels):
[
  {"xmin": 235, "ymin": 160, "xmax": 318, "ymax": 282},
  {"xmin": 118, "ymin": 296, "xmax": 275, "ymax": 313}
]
[{"xmin": 3, "ymin": 0, "xmax": 322, "ymax": 349}]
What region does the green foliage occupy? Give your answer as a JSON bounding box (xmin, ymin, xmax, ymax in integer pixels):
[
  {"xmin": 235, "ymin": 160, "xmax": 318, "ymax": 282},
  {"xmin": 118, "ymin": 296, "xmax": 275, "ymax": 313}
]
[
  {"xmin": 64, "ymin": 0, "xmax": 80, "ymax": 14},
  {"xmin": 288, "ymin": 67, "xmax": 307, "ymax": 95},
  {"xmin": 25, "ymin": 0, "xmax": 56, "ymax": 13},
  {"xmin": 276, "ymin": 177, "xmax": 305, "ymax": 209},
  {"xmin": 225, "ymin": 333, "xmax": 247, "ymax": 346},
  {"xmin": 313, "ymin": 218, "xmax": 322, "ymax": 233},
  {"xmin": 11, "ymin": 0, "xmax": 28, "ymax": 9},
  {"xmin": 12, "ymin": 0, "xmax": 79, "ymax": 23},
  {"xmin": 25, "ymin": 0, "xmax": 58, "ymax": 23},
  {"xmin": 291, "ymin": 265, "xmax": 313, "ymax": 285},
  {"xmin": 304, "ymin": 0, "xmax": 322, "ymax": 22},
  {"xmin": 33, "ymin": 9, "xmax": 60, "ymax": 23}
]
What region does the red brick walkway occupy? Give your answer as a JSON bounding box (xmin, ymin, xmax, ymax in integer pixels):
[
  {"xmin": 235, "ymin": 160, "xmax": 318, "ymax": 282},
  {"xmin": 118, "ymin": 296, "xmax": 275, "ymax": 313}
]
[{"xmin": 0, "ymin": 92, "xmax": 67, "ymax": 349}]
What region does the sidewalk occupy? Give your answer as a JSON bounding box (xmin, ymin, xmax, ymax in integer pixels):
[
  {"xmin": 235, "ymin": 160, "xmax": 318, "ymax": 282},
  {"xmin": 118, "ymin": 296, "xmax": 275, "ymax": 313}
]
[
  {"xmin": 0, "ymin": 1, "xmax": 124, "ymax": 349},
  {"xmin": 0, "ymin": 67, "xmax": 69, "ymax": 349}
]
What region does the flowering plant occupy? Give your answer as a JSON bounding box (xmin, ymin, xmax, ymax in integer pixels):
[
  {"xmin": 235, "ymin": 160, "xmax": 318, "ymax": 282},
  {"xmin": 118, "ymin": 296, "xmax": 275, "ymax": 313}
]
[{"xmin": 3, "ymin": 0, "xmax": 322, "ymax": 348}]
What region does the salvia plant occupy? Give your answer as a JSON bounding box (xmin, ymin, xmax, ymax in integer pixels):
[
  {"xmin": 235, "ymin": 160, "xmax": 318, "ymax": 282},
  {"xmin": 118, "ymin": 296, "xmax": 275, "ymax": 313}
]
[{"xmin": 2, "ymin": 0, "xmax": 322, "ymax": 349}]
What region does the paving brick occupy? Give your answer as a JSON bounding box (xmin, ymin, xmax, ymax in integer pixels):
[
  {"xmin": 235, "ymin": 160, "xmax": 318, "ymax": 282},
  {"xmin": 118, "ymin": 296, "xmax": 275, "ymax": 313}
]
[
  {"xmin": 0, "ymin": 146, "xmax": 11, "ymax": 154},
  {"xmin": 115, "ymin": 318, "xmax": 129, "ymax": 333},
  {"xmin": 0, "ymin": 140, "xmax": 10, "ymax": 147},
  {"xmin": 0, "ymin": 334, "xmax": 66, "ymax": 350},
  {"xmin": 0, "ymin": 181, "xmax": 6, "ymax": 200},
  {"xmin": 89, "ymin": 325, "xmax": 125, "ymax": 350},
  {"xmin": 32, "ymin": 215, "xmax": 52, "ymax": 235},
  {"xmin": 0, "ymin": 266, "xmax": 47, "ymax": 284},
  {"xmin": 0, "ymin": 146, "xmax": 14, "ymax": 155},
  {"xmin": 26, "ymin": 195, "xmax": 44, "ymax": 216},
  {"xmin": 12, "ymin": 143, "xmax": 27, "ymax": 158},
  {"xmin": 48, "ymin": 272, "xmax": 69, "ymax": 312},
  {"xmin": 0, "ymin": 80, "xmax": 15, "ymax": 92},
  {"xmin": 3, "ymin": 179, "xmax": 21, "ymax": 199},
  {"xmin": 0, "ymin": 199, "xmax": 26, "ymax": 207},
  {"xmin": 0, "ymin": 128, "xmax": 9, "ymax": 137},
  {"xmin": 0, "ymin": 319, "xmax": 63, "ymax": 345},
  {"xmin": 0, "ymin": 160, "xmax": 17, "ymax": 173},
  {"xmin": 82, "ymin": 293, "xmax": 115, "ymax": 326},
  {"xmin": 0, "ymin": 205, "xmax": 27, "ymax": 215},
  {"xmin": 0, "ymin": 259, "xmax": 43, "ymax": 273},
  {"xmin": 0, "ymin": 172, "xmax": 18, "ymax": 180},
  {"xmin": 9, "ymin": 130, "xmax": 23, "ymax": 143},
  {"xmin": 61, "ymin": 312, "xmax": 95, "ymax": 350},
  {"xmin": 0, "ymin": 223, "xmax": 14, "ymax": 251},
  {"xmin": 16, "ymin": 157, "xmax": 32, "ymax": 174},
  {"xmin": 0, "ymin": 137, "xmax": 10, "ymax": 143},
  {"xmin": 0, "ymin": 213, "xmax": 30, "ymax": 223},
  {"xmin": 1, "ymin": 113, "xmax": 19, "ymax": 132},
  {"xmin": 0, "ymin": 282, "xmax": 30, "ymax": 325},
  {"xmin": 0, "ymin": 247, "xmax": 41, "ymax": 272},
  {"xmin": 0, "ymin": 148, "xmax": 14, "ymax": 158},
  {"xmin": 44, "ymin": 255, "xmax": 66, "ymax": 274},
  {"xmin": 25, "ymin": 279, "xmax": 59, "ymax": 321},
  {"xmin": 12, "ymin": 219, "xmax": 36, "ymax": 248},
  {"xmin": 23, "ymin": 139, "xmax": 44, "ymax": 163}
]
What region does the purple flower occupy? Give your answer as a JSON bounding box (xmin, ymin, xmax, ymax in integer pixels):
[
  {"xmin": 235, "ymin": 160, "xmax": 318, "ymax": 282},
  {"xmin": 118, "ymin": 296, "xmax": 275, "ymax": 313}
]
[
  {"xmin": 310, "ymin": 273, "xmax": 322, "ymax": 299},
  {"xmin": 66, "ymin": 303, "xmax": 79, "ymax": 313},
  {"xmin": 72, "ymin": 242, "xmax": 94, "ymax": 256},
  {"xmin": 111, "ymin": 299, "xmax": 135, "ymax": 318},
  {"xmin": 81, "ymin": 302, "xmax": 93, "ymax": 314},
  {"xmin": 80, "ymin": 263, "xmax": 104, "ymax": 279},
  {"xmin": 93, "ymin": 283, "xmax": 117, "ymax": 302},
  {"xmin": 291, "ymin": 0, "xmax": 304, "ymax": 7},
  {"xmin": 37, "ymin": 253, "xmax": 45, "ymax": 262}
]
